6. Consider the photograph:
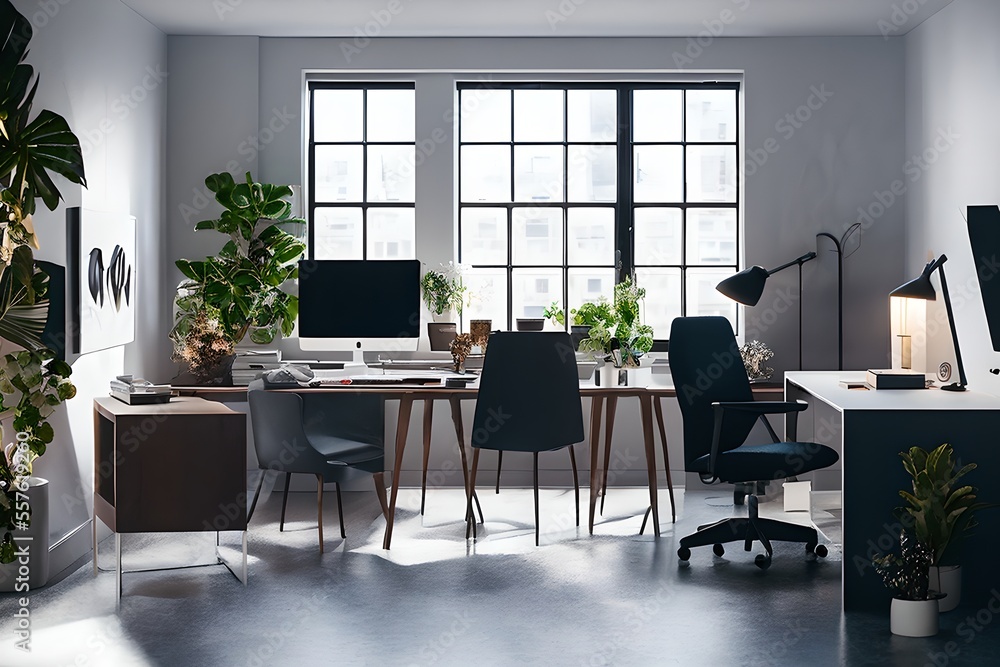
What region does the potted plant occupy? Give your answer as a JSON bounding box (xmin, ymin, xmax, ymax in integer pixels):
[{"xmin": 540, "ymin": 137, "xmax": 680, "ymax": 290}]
[
  {"xmin": 578, "ymin": 277, "xmax": 654, "ymax": 384},
  {"xmin": 0, "ymin": 0, "xmax": 85, "ymax": 583},
  {"xmin": 421, "ymin": 263, "xmax": 465, "ymax": 350},
  {"xmin": 569, "ymin": 299, "xmax": 614, "ymax": 350},
  {"xmin": 739, "ymin": 340, "xmax": 775, "ymax": 381},
  {"xmin": 895, "ymin": 443, "xmax": 986, "ymax": 612},
  {"xmin": 543, "ymin": 301, "xmax": 564, "ymax": 329},
  {"xmin": 873, "ymin": 531, "xmax": 942, "ymax": 636},
  {"xmin": 171, "ymin": 172, "xmax": 305, "ymax": 382}
]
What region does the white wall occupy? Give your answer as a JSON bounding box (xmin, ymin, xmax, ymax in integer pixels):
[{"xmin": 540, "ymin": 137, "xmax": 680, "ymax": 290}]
[
  {"xmin": 904, "ymin": 0, "xmax": 1000, "ymax": 392},
  {"xmin": 8, "ymin": 0, "xmax": 167, "ymax": 580},
  {"xmin": 166, "ymin": 34, "xmax": 908, "ymax": 489}
]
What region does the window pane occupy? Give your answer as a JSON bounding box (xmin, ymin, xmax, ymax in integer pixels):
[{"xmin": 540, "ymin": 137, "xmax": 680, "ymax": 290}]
[
  {"xmin": 461, "ymin": 145, "xmax": 511, "ymax": 202},
  {"xmin": 687, "ymin": 268, "xmax": 738, "ymax": 329},
  {"xmin": 567, "ymin": 208, "xmax": 614, "ymax": 265},
  {"xmin": 367, "ymin": 145, "xmax": 415, "ymax": 202},
  {"xmin": 512, "ymin": 268, "xmax": 563, "ymax": 319},
  {"xmin": 513, "ymin": 208, "xmax": 562, "ymax": 266},
  {"xmin": 635, "ymin": 267, "xmax": 681, "ymax": 339},
  {"xmin": 367, "ymin": 208, "xmax": 415, "ymax": 259},
  {"xmin": 686, "ymin": 89, "xmax": 737, "ymax": 142},
  {"xmin": 314, "ymin": 145, "xmax": 363, "ymax": 202},
  {"xmin": 465, "ymin": 268, "xmax": 508, "ymax": 330},
  {"xmin": 568, "ymin": 90, "xmax": 617, "ymax": 142},
  {"xmin": 460, "ymin": 88, "xmax": 511, "ymax": 142},
  {"xmin": 313, "ymin": 208, "xmax": 362, "ymax": 259},
  {"xmin": 461, "ymin": 208, "xmax": 508, "ymax": 265},
  {"xmin": 313, "ymin": 89, "xmax": 363, "ymax": 142},
  {"xmin": 686, "ymin": 209, "xmax": 737, "ymax": 265},
  {"xmin": 634, "ymin": 208, "xmax": 683, "ymax": 265},
  {"xmin": 687, "ymin": 145, "xmax": 737, "ymax": 203},
  {"xmin": 633, "ymin": 90, "xmax": 682, "ymax": 142},
  {"xmin": 366, "ymin": 89, "xmax": 415, "ymax": 142},
  {"xmin": 633, "ymin": 145, "xmax": 683, "ymax": 203},
  {"xmin": 514, "ymin": 90, "xmax": 564, "ymax": 142},
  {"xmin": 567, "ymin": 145, "xmax": 617, "ymax": 202},
  {"xmin": 568, "ymin": 268, "xmax": 615, "ymax": 313},
  {"xmin": 514, "ymin": 145, "xmax": 564, "ymax": 202}
]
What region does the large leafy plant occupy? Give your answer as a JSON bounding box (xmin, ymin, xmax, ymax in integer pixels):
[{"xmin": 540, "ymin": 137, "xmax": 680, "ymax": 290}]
[
  {"xmin": 0, "ymin": 1, "xmax": 85, "ymax": 563},
  {"xmin": 171, "ymin": 172, "xmax": 305, "ymax": 371},
  {"xmin": 896, "ymin": 443, "xmax": 986, "ymax": 565},
  {"xmin": 420, "ymin": 263, "xmax": 466, "ymax": 318}
]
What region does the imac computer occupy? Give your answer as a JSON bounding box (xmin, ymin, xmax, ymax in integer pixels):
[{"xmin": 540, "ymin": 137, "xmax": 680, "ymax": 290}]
[{"xmin": 298, "ymin": 259, "xmax": 421, "ymax": 367}]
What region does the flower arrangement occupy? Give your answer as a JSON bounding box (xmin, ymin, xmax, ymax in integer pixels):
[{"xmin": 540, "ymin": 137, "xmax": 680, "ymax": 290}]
[
  {"xmin": 739, "ymin": 340, "xmax": 774, "ymax": 381},
  {"xmin": 170, "ymin": 308, "xmax": 236, "ymax": 381},
  {"xmin": 421, "ymin": 262, "xmax": 467, "ymax": 319}
]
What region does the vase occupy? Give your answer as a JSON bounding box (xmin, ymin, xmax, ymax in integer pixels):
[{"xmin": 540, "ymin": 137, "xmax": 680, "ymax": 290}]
[
  {"xmin": 427, "ymin": 322, "xmax": 457, "ymax": 351},
  {"xmin": 598, "ymin": 364, "xmax": 621, "ymax": 388},
  {"xmin": 929, "ymin": 565, "xmax": 961, "ymax": 612},
  {"xmin": 0, "ymin": 477, "xmax": 49, "ymax": 591},
  {"xmin": 890, "ymin": 598, "xmax": 939, "ymax": 637},
  {"xmin": 624, "ymin": 366, "xmax": 652, "ymax": 387},
  {"xmin": 431, "ymin": 309, "xmax": 455, "ymax": 323},
  {"xmin": 469, "ymin": 319, "xmax": 491, "ymax": 352}
]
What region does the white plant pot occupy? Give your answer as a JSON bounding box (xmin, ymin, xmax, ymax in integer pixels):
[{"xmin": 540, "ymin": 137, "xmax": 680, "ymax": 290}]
[
  {"xmin": 431, "ymin": 310, "xmax": 456, "ymax": 323},
  {"xmin": 624, "ymin": 366, "xmax": 652, "ymax": 387},
  {"xmin": 929, "ymin": 565, "xmax": 962, "ymax": 612},
  {"xmin": 598, "ymin": 365, "xmax": 621, "ymax": 388},
  {"xmin": 0, "ymin": 477, "xmax": 50, "ymax": 591},
  {"xmin": 890, "ymin": 597, "xmax": 939, "ymax": 637}
]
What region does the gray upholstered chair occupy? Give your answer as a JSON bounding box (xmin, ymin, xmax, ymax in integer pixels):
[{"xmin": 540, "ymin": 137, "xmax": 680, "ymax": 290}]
[{"xmin": 247, "ymin": 380, "xmax": 389, "ymax": 553}]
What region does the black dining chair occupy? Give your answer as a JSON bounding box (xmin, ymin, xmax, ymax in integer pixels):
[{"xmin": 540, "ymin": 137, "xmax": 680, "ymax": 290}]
[
  {"xmin": 247, "ymin": 380, "xmax": 390, "ymax": 554},
  {"xmin": 465, "ymin": 332, "xmax": 585, "ymax": 546},
  {"xmin": 668, "ymin": 317, "xmax": 839, "ymax": 568}
]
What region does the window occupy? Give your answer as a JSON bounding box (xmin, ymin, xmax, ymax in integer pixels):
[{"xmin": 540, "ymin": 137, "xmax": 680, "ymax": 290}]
[
  {"xmin": 458, "ymin": 83, "xmax": 739, "ymax": 339},
  {"xmin": 307, "ymin": 83, "xmax": 416, "ymax": 260}
]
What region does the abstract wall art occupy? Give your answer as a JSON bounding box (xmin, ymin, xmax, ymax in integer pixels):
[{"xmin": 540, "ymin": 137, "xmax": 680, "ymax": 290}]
[{"xmin": 67, "ymin": 208, "xmax": 136, "ymax": 354}]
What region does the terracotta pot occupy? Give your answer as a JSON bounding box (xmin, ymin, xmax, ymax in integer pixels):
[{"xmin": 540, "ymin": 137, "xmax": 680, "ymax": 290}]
[{"xmin": 890, "ymin": 597, "xmax": 939, "ymax": 637}]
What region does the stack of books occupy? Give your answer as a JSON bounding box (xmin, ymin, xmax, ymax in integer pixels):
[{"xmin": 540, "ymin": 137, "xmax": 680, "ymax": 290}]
[
  {"xmin": 110, "ymin": 376, "xmax": 173, "ymax": 405},
  {"xmin": 231, "ymin": 350, "xmax": 282, "ymax": 385}
]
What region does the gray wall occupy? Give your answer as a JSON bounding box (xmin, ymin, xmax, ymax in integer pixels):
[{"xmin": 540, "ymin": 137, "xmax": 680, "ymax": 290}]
[
  {"xmin": 904, "ymin": 0, "xmax": 1000, "ymax": 391},
  {"xmin": 10, "ymin": 0, "xmax": 167, "ymax": 577},
  {"xmin": 166, "ymin": 34, "xmax": 907, "ymax": 489}
]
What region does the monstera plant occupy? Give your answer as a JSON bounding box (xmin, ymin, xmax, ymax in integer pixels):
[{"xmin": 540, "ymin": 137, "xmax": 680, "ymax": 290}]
[
  {"xmin": 0, "ymin": 0, "xmax": 85, "ymax": 564},
  {"xmin": 170, "ymin": 172, "xmax": 305, "ymax": 379}
]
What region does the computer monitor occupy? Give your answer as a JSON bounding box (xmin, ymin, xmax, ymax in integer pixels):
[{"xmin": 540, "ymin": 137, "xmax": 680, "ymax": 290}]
[{"xmin": 298, "ymin": 259, "xmax": 421, "ymax": 364}]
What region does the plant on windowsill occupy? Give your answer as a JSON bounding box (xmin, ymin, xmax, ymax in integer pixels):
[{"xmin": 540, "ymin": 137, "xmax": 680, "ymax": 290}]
[
  {"xmin": 421, "ymin": 263, "xmax": 466, "ymax": 323},
  {"xmin": 171, "ymin": 171, "xmax": 305, "ymax": 383},
  {"xmin": 0, "ymin": 0, "xmax": 86, "ymax": 568},
  {"xmin": 578, "ymin": 276, "xmax": 654, "ymax": 368},
  {"xmin": 543, "ymin": 301, "xmax": 564, "ymax": 328},
  {"xmin": 872, "ymin": 530, "xmax": 943, "ymax": 636}
]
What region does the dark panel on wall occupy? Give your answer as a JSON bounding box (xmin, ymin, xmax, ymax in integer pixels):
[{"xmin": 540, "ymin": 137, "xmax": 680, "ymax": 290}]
[
  {"xmin": 967, "ymin": 205, "xmax": 1000, "ymax": 351},
  {"xmin": 37, "ymin": 260, "xmax": 66, "ymax": 361}
]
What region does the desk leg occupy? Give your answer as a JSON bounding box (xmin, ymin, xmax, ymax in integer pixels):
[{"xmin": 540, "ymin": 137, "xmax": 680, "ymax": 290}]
[
  {"xmin": 653, "ymin": 396, "xmax": 676, "ymax": 523},
  {"xmin": 92, "ymin": 516, "xmax": 98, "ymax": 577},
  {"xmin": 639, "ymin": 393, "xmax": 661, "ymax": 537},
  {"xmin": 115, "ymin": 533, "xmax": 122, "ymax": 601},
  {"xmin": 449, "ymin": 397, "xmax": 483, "ymax": 525},
  {"xmin": 588, "ymin": 395, "xmax": 604, "ymax": 535},
  {"xmin": 383, "ymin": 395, "xmax": 414, "ymax": 550},
  {"xmin": 600, "ymin": 396, "xmax": 618, "ymax": 516},
  {"xmin": 421, "ymin": 399, "xmax": 433, "ymax": 515}
]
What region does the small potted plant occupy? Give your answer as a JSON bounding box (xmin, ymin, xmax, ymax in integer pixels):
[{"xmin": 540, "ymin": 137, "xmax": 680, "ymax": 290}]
[
  {"xmin": 543, "ymin": 301, "xmax": 565, "ymax": 330},
  {"xmin": 872, "ymin": 531, "xmax": 942, "ymax": 636},
  {"xmin": 739, "ymin": 340, "xmax": 775, "ymax": 381},
  {"xmin": 570, "ymin": 299, "xmax": 615, "ymax": 350},
  {"xmin": 895, "ymin": 443, "xmax": 987, "ymax": 612},
  {"xmin": 578, "ymin": 277, "xmax": 654, "ymax": 386},
  {"xmin": 421, "ymin": 262, "xmax": 466, "ymax": 350}
]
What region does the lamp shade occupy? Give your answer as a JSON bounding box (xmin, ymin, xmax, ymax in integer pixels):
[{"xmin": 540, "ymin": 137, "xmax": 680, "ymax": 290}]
[
  {"xmin": 890, "ymin": 264, "xmax": 937, "ymax": 301},
  {"xmin": 716, "ymin": 265, "xmax": 769, "ymax": 306}
]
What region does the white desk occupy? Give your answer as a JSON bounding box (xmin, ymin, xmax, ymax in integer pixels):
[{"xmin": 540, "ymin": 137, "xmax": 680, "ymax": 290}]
[{"xmin": 785, "ymin": 371, "xmax": 1000, "ymax": 611}]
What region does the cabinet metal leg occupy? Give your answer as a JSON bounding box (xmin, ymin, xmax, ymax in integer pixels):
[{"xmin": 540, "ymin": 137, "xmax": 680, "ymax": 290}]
[
  {"xmin": 92, "ymin": 518, "xmax": 98, "ymax": 577},
  {"xmin": 115, "ymin": 533, "xmax": 122, "ymax": 602}
]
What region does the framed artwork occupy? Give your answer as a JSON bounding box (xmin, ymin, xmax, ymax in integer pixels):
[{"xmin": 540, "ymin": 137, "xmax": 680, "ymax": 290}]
[{"xmin": 67, "ymin": 208, "xmax": 136, "ymax": 354}]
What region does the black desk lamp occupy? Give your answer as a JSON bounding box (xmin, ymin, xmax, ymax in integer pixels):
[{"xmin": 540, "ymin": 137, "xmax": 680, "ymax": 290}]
[
  {"xmin": 716, "ymin": 251, "xmax": 816, "ymax": 370},
  {"xmin": 890, "ymin": 254, "xmax": 967, "ymax": 392}
]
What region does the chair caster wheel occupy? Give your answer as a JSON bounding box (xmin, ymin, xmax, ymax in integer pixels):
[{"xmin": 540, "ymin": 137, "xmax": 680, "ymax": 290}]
[
  {"xmin": 815, "ymin": 544, "xmax": 828, "ymax": 558},
  {"xmin": 713, "ymin": 543, "xmax": 725, "ymax": 557},
  {"xmin": 754, "ymin": 554, "xmax": 771, "ymax": 570},
  {"xmin": 677, "ymin": 547, "xmax": 691, "ymax": 563}
]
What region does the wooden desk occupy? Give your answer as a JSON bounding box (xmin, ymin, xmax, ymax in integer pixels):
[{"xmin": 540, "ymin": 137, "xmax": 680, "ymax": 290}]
[{"xmin": 92, "ymin": 397, "xmax": 248, "ymax": 597}]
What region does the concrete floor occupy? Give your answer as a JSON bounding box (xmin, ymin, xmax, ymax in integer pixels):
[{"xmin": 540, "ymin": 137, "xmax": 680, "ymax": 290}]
[{"xmin": 0, "ymin": 484, "xmax": 997, "ymax": 666}]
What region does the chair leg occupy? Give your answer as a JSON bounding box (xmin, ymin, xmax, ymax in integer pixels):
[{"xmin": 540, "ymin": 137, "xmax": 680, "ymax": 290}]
[
  {"xmin": 279, "ymin": 472, "xmax": 291, "ymax": 531},
  {"xmin": 335, "ymin": 482, "xmax": 346, "ymax": 539},
  {"xmin": 247, "ymin": 470, "xmax": 266, "ymax": 523},
  {"xmin": 467, "ymin": 449, "xmax": 481, "ymax": 540},
  {"xmin": 568, "ymin": 445, "xmax": 579, "ymax": 527},
  {"xmin": 533, "ymin": 452, "xmax": 540, "ymax": 546},
  {"xmin": 315, "ymin": 474, "xmax": 324, "ymax": 555},
  {"xmin": 495, "ymin": 451, "xmax": 503, "ymax": 494},
  {"xmin": 373, "ymin": 472, "xmax": 390, "ymax": 521}
]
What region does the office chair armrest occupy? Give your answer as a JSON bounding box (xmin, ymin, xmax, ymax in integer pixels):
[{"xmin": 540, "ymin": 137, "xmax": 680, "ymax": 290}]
[
  {"xmin": 713, "ymin": 400, "xmax": 807, "ymax": 414},
  {"xmin": 708, "ymin": 401, "xmax": 809, "ymax": 470}
]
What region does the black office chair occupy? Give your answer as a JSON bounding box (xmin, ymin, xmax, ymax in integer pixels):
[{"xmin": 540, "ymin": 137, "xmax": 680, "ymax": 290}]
[
  {"xmin": 466, "ymin": 332, "xmax": 585, "ymax": 546},
  {"xmin": 247, "ymin": 380, "xmax": 390, "ymax": 553},
  {"xmin": 668, "ymin": 317, "xmax": 839, "ymax": 569}
]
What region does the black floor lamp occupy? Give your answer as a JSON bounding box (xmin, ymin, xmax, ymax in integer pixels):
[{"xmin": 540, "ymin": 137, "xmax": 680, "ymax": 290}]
[{"xmin": 717, "ymin": 229, "xmax": 853, "ymax": 371}]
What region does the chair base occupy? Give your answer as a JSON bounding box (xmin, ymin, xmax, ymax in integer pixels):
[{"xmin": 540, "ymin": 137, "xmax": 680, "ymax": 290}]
[{"xmin": 676, "ymin": 495, "xmax": 821, "ymax": 569}]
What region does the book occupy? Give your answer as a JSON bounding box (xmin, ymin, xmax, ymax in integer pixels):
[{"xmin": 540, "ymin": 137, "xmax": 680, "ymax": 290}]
[{"xmin": 865, "ymin": 369, "xmax": 926, "ymax": 390}]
